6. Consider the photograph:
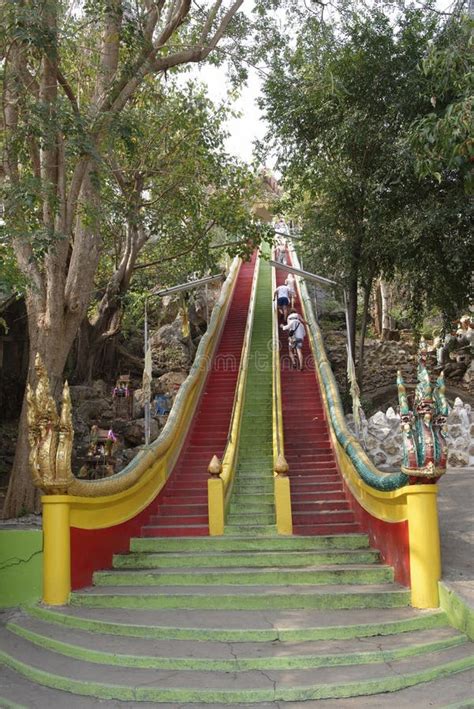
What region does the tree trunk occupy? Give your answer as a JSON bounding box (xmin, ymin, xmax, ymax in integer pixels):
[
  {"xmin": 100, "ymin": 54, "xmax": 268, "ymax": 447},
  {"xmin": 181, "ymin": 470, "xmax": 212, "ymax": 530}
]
[
  {"xmin": 72, "ymin": 319, "xmax": 94, "ymax": 384},
  {"xmin": 346, "ymin": 274, "xmax": 358, "ymax": 365},
  {"xmin": 380, "ymin": 279, "xmax": 396, "ymax": 338},
  {"xmin": 373, "ymin": 281, "xmax": 383, "ymax": 337},
  {"xmin": 3, "ymin": 307, "xmax": 77, "ymax": 518},
  {"xmin": 357, "ymin": 279, "xmax": 372, "ymax": 391}
]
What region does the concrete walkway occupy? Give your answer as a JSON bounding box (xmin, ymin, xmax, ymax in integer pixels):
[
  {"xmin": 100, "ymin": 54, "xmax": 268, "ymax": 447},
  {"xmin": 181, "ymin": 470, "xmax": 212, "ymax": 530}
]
[{"xmin": 438, "ymin": 467, "xmax": 474, "ymax": 609}]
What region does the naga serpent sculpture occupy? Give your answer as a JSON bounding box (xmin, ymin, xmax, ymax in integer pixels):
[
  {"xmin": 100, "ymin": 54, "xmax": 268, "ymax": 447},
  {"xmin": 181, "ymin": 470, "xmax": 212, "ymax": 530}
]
[{"xmin": 397, "ymin": 339, "xmax": 448, "ymax": 484}]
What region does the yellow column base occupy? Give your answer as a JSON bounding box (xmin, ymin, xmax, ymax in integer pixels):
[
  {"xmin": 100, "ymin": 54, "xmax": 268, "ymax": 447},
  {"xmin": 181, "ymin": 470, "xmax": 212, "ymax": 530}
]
[
  {"xmin": 42, "ymin": 496, "xmax": 71, "ymax": 605},
  {"xmin": 208, "ymin": 477, "xmax": 225, "ymax": 536},
  {"xmin": 275, "ymin": 475, "xmax": 293, "ymax": 535},
  {"xmin": 407, "ymin": 485, "xmax": 441, "ymax": 609}
]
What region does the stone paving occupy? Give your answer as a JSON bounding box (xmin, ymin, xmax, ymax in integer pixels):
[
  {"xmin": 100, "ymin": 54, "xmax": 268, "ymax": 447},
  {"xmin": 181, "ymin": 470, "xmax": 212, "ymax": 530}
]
[{"xmin": 438, "ymin": 467, "xmax": 474, "ymax": 609}]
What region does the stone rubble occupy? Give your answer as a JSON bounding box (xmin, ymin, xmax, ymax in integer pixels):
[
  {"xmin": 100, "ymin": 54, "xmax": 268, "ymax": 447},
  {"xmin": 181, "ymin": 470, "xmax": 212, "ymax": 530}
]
[{"xmin": 346, "ymin": 397, "xmax": 474, "ymax": 471}]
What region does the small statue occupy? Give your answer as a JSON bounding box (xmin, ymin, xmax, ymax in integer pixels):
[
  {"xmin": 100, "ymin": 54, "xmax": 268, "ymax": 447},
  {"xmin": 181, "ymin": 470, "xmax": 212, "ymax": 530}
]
[
  {"xmin": 82, "ymin": 426, "xmax": 118, "ymax": 479},
  {"xmin": 397, "ymin": 338, "xmax": 448, "ymax": 483}
]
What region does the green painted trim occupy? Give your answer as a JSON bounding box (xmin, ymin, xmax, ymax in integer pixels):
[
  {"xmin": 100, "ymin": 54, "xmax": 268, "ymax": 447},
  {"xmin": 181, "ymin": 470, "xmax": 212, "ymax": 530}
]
[
  {"xmin": 70, "ymin": 589, "xmax": 410, "ymax": 610},
  {"xmin": 1, "ymin": 649, "xmax": 473, "ymax": 703},
  {"xmin": 26, "ymin": 605, "xmax": 448, "ymax": 642},
  {"xmin": 0, "ymin": 530, "xmax": 43, "ymax": 608},
  {"xmin": 439, "ymin": 582, "xmax": 474, "ymax": 641},
  {"xmin": 7, "ymin": 620, "xmax": 467, "ymax": 672}
]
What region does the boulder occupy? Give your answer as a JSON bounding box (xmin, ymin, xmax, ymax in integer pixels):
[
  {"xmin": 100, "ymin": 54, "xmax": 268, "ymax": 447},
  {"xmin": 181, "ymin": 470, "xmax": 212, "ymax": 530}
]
[
  {"xmin": 448, "ymin": 424, "xmax": 464, "ymax": 440},
  {"xmin": 122, "ymin": 418, "xmax": 160, "ymax": 446},
  {"xmin": 77, "ymin": 398, "xmax": 112, "ymax": 422},
  {"xmin": 154, "ymin": 371, "xmax": 188, "ymax": 400},
  {"xmin": 92, "ymin": 379, "xmax": 108, "ymax": 397},
  {"xmin": 447, "ymin": 450, "xmax": 470, "ymax": 467},
  {"xmin": 373, "ymin": 451, "xmax": 388, "ymax": 466},
  {"xmin": 150, "ymin": 318, "xmax": 194, "ymax": 371},
  {"xmin": 69, "ymin": 385, "xmax": 96, "ymax": 403}
]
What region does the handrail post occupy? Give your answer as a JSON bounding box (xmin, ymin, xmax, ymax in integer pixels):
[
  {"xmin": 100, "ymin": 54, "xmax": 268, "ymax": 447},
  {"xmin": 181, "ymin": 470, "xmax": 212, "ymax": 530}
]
[
  {"xmin": 407, "ymin": 486, "xmax": 441, "ymax": 608},
  {"xmin": 42, "ymin": 496, "xmax": 71, "ymax": 605},
  {"xmin": 271, "ymin": 248, "xmax": 293, "ymax": 535},
  {"xmin": 274, "ymin": 455, "xmax": 292, "ymax": 535},
  {"xmin": 208, "ymin": 455, "xmax": 224, "ymax": 536}
]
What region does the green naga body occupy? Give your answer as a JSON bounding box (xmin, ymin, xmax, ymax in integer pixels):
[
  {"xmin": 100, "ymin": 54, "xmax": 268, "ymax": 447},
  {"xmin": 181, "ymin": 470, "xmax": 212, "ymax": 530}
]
[{"xmin": 397, "ymin": 339, "xmax": 448, "ymax": 484}]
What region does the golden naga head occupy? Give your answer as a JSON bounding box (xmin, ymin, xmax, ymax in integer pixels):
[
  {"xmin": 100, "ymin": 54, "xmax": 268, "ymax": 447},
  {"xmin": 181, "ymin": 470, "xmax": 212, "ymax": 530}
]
[{"xmin": 27, "ymin": 354, "xmax": 74, "ymax": 494}]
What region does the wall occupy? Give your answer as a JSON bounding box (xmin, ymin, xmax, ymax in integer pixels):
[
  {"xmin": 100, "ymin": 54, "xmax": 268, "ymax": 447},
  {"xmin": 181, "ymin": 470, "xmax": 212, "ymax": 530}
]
[{"xmin": 0, "ymin": 530, "xmax": 43, "ymax": 607}]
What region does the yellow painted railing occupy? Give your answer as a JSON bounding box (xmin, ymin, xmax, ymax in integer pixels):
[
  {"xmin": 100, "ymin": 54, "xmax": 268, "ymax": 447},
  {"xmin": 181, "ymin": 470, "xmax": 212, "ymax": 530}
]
[
  {"xmin": 208, "ymin": 252, "xmax": 261, "ymax": 535},
  {"xmin": 271, "ymin": 250, "xmax": 293, "ymax": 535},
  {"xmin": 290, "ymin": 243, "xmax": 441, "ymax": 609},
  {"xmin": 41, "ymin": 258, "xmax": 241, "ymax": 605}
]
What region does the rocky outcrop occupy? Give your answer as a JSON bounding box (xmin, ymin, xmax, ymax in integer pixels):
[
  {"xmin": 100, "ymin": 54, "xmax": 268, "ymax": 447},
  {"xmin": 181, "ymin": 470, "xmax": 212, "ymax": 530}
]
[
  {"xmin": 346, "ymin": 397, "xmax": 473, "ymax": 471},
  {"xmin": 150, "ymin": 316, "xmax": 195, "ymax": 372}
]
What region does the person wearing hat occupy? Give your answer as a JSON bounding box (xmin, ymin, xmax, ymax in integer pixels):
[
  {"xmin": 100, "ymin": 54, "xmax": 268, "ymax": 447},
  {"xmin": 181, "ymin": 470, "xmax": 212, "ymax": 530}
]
[{"xmin": 281, "ymin": 310, "xmax": 308, "ymax": 370}]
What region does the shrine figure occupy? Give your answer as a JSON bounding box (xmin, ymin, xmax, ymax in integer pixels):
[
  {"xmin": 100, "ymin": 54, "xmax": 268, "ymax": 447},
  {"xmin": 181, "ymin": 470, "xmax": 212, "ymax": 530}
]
[
  {"xmin": 112, "ymin": 374, "xmax": 134, "ymax": 419},
  {"xmin": 79, "ymin": 426, "xmax": 118, "ymax": 479},
  {"xmin": 397, "ymin": 338, "xmax": 447, "ymax": 483}
]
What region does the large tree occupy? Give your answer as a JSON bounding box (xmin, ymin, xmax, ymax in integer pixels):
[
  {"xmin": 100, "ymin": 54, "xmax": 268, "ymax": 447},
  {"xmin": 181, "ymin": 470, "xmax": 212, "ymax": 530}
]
[
  {"xmin": 73, "ymin": 81, "xmax": 266, "ymax": 382},
  {"xmin": 1, "ymin": 0, "xmax": 262, "ymax": 517},
  {"xmin": 259, "ymin": 3, "xmax": 472, "ymax": 375}
]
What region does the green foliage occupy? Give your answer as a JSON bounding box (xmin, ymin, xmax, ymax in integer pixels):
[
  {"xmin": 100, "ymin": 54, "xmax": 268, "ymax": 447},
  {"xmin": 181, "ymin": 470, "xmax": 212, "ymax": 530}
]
[
  {"xmin": 259, "ymin": 2, "xmax": 473, "ymax": 323},
  {"xmin": 408, "ymin": 15, "xmax": 474, "ymax": 191}
]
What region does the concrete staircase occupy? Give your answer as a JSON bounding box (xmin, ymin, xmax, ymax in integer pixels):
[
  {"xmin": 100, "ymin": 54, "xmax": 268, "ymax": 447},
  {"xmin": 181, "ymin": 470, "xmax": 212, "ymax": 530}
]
[
  {"xmin": 0, "ymin": 257, "xmax": 472, "ymax": 705},
  {"xmin": 1, "ymin": 530, "xmax": 473, "ymax": 704}
]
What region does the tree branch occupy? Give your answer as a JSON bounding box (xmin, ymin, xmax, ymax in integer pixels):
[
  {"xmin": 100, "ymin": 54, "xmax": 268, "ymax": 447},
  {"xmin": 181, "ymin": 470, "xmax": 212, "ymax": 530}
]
[
  {"xmin": 200, "ymin": 0, "xmax": 224, "ymax": 43},
  {"xmin": 133, "ymin": 220, "xmax": 217, "ymax": 271},
  {"xmin": 57, "ymin": 67, "xmax": 80, "ymax": 116}
]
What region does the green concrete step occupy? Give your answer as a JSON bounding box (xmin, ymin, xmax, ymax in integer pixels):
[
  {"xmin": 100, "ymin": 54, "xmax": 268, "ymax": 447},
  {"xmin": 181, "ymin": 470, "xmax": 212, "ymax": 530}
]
[
  {"xmin": 2, "ymin": 655, "xmax": 473, "ymax": 709},
  {"xmin": 1, "ymin": 624, "xmax": 472, "ymax": 704},
  {"xmin": 93, "ymin": 565, "xmax": 393, "ymax": 587},
  {"xmin": 223, "ymin": 524, "xmax": 277, "ymax": 536},
  {"xmin": 225, "ymin": 512, "xmax": 276, "ymax": 524},
  {"xmin": 229, "ymin": 500, "xmax": 275, "ymax": 510},
  {"xmin": 24, "ymin": 605, "xmax": 451, "ymax": 643},
  {"xmin": 6, "ymin": 617, "xmax": 467, "ymax": 673},
  {"xmin": 70, "ymin": 583, "xmax": 411, "ymax": 611},
  {"xmin": 130, "ymin": 534, "xmax": 371, "ymax": 553},
  {"xmin": 113, "ymin": 549, "xmax": 381, "ymax": 569}
]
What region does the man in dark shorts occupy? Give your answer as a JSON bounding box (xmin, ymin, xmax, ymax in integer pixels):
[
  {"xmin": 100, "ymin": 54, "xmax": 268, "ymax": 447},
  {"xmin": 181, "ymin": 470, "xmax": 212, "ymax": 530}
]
[{"xmin": 274, "ymin": 284, "xmax": 290, "ymax": 323}]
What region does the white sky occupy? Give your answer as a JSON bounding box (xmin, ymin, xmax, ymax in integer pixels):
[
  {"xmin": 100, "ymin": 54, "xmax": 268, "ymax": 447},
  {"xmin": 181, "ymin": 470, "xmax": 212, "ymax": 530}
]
[{"xmin": 202, "ymin": 65, "xmax": 266, "ymax": 165}]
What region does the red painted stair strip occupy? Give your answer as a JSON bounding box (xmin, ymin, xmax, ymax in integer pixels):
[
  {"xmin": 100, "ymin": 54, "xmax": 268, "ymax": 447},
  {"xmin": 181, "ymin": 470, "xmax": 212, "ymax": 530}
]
[
  {"xmin": 141, "ymin": 253, "xmax": 258, "ymax": 537},
  {"xmin": 70, "ymin": 256, "xmax": 257, "ymax": 588},
  {"xmin": 276, "ymin": 251, "xmax": 360, "ymax": 536}
]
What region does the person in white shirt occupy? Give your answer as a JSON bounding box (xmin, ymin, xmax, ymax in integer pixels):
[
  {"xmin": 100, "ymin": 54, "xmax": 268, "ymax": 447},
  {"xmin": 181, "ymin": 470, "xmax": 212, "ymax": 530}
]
[
  {"xmin": 285, "ymin": 273, "xmax": 296, "ymax": 308},
  {"xmin": 281, "ymin": 310, "xmax": 308, "ymax": 370},
  {"xmin": 273, "ymin": 284, "xmax": 290, "ymax": 322}
]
